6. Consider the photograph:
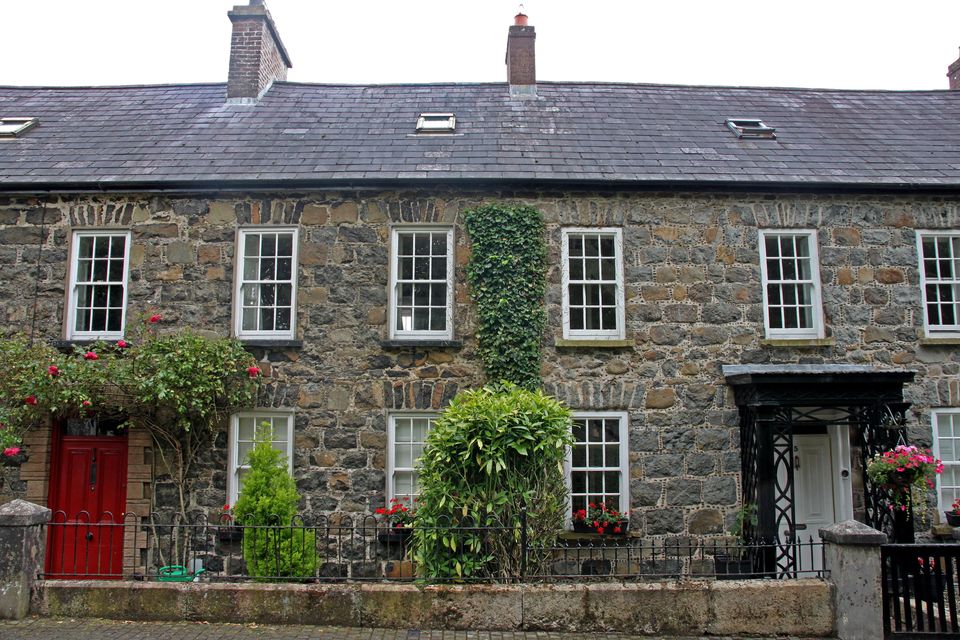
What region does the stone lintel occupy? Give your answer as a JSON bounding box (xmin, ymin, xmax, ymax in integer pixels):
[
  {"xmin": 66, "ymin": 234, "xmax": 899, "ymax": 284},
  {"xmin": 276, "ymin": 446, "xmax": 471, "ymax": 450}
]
[
  {"xmin": 819, "ymin": 519, "xmax": 886, "ymax": 545},
  {"xmin": 0, "ymin": 500, "xmax": 51, "ymax": 527}
]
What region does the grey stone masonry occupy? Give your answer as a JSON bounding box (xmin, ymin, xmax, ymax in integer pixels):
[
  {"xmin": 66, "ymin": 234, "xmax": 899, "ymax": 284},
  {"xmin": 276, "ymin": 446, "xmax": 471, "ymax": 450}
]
[
  {"xmin": 821, "ymin": 520, "xmax": 888, "ymax": 640},
  {"xmin": 1, "ymin": 190, "xmax": 959, "ymax": 539},
  {"xmin": 0, "ymin": 500, "xmax": 50, "ymax": 619}
]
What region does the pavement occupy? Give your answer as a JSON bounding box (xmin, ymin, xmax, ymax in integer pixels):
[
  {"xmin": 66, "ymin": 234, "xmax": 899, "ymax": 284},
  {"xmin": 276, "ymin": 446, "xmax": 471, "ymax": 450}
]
[{"xmin": 0, "ymin": 618, "xmax": 828, "ymax": 640}]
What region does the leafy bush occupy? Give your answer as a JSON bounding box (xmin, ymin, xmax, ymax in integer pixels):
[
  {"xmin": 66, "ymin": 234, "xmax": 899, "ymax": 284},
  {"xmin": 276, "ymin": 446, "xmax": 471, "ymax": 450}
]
[
  {"xmin": 411, "ymin": 383, "xmax": 572, "ymax": 580},
  {"xmin": 464, "ymin": 204, "xmax": 547, "ymax": 388},
  {"xmin": 233, "ymin": 424, "xmax": 316, "ymax": 580}
]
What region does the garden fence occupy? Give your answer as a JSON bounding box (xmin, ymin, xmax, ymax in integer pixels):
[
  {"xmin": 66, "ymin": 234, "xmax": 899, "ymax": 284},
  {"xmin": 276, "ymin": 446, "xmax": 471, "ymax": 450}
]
[{"xmin": 41, "ymin": 510, "xmax": 826, "ymax": 583}]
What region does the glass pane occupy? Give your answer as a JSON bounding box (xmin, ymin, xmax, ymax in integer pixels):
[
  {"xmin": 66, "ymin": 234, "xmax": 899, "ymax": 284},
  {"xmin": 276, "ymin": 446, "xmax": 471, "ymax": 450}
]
[
  {"xmin": 413, "ymin": 308, "xmax": 429, "ymax": 330},
  {"xmin": 93, "ymin": 260, "xmax": 107, "ymax": 282},
  {"xmin": 411, "ymin": 418, "xmax": 430, "ymax": 441},
  {"xmin": 277, "ymin": 284, "xmax": 292, "ymax": 306},
  {"xmin": 276, "ymin": 308, "xmax": 291, "ymax": 331},
  {"xmin": 431, "ymin": 234, "xmax": 446, "ymax": 256},
  {"xmin": 106, "ymin": 308, "xmax": 122, "ymax": 332},
  {"xmin": 237, "ymin": 442, "xmax": 254, "ymax": 465},
  {"xmin": 108, "ymin": 259, "xmax": 125, "ymax": 281},
  {"xmin": 600, "ymin": 258, "xmax": 615, "ymax": 280},
  {"xmin": 78, "ymin": 237, "xmax": 94, "ymax": 259},
  {"xmin": 584, "ymin": 236, "xmax": 599, "ymax": 257},
  {"xmin": 569, "ymin": 259, "xmax": 583, "ymax": 280},
  {"xmin": 601, "ymin": 308, "xmax": 616, "ymax": 330},
  {"xmin": 276, "ymin": 258, "xmax": 292, "ymax": 281},
  {"xmin": 242, "ymin": 308, "xmax": 257, "ymax": 331},
  {"xmin": 414, "ymin": 284, "xmax": 429, "ymax": 306},
  {"xmin": 599, "ymin": 236, "xmax": 615, "ymax": 257},
  {"xmin": 571, "ymin": 471, "xmax": 586, "ymax": 494},
  {"xmin": 399, "ymin": 234, "xmax": 413, "ymax": 255},
  {"xmin": 395, "ymin": 419, "xmax": 412, "ymax": 442},
  {"xmin": 430, "ymin": 283, "xmax": 446, "ymax": 305},
  {"xmin": 605, "ymin": 445, "xmax": 619, "ymax": 466},
  {"xmin": 568, "ymin": 235, "xmax": 583, "ymax": 257},
  {"xmin": 414, "ymin": 234, "xmax": 429, "ymax": 255},
  {"xmin": 261, "ymin": 234, "xmax": 276, "ymax": 257},
  {"xmin": 588, "ymin": 445, "xmax": 603, "ymax": 467},
  {"xmin": 586, "ymin": 307, "xmax": 601, "ymax": 330},
  {"xmin": 572, "ymin": 420, "xmax": 586, "ymax": 442},
  {"xmin": 585, "ymin": 259, "xmax": 600, "ymax": 280},
  {"xmin": 430, "ymin": 308, "xmax": 445, "ymax": 331},
  {"xmin": 431, "ymin": 257, "xmax": 446, "ymax": 280},
  {"xmin": 572, "ymin": 444, "xmax": 586, "ymax": 468},
  {"xmin": 396, "ymin": 444, "xmax": 413, "ymax": 468},
  {"xmin": 400, "ymin": 257, "xmax": 413, "ymax": 280},
  {"xmin": 587, "ymin": 420, "xmax": 602, "ymax": 442},
  {"xmin": 394, "ymin": 472, "xmax": 414, "ymax": 496},
  {"xmin": 259, "ymin": 308, "xmax": 275, "ymax": 331},
  {"xmin": 93, "ymin": 237, "xmax": 109, "ymax": 258},
  {"xmin": 604, "ymin": 419, "xmax": 619, "ymax": 442},
  {"xmin": 277, "ymin": 233, "xmax": 293, "ymax": 256},
  {"xmin": 245, "ymin": 233, "xmax": 259, "ymax": 256},
  {"xmin": 605, "ymin": 471, "xmax": 620, "ymax": 494},
  {"xmin": 414, "ymin": 258, "xmax": 430, "ymax": 279}
]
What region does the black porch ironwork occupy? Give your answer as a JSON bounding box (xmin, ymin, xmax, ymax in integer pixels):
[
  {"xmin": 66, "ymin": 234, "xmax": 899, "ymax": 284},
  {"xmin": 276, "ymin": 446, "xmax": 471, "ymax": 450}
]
[{"xmin": 724, "ymin": 364, "xmax": 916, "ymax": 576}]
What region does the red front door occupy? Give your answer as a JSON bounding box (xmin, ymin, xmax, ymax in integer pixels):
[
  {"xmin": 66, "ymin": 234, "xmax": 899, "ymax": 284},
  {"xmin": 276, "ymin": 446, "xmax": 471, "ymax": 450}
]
[{"xmin": 47, "ymin": 431, "xmax": 128, "ymax": 579}]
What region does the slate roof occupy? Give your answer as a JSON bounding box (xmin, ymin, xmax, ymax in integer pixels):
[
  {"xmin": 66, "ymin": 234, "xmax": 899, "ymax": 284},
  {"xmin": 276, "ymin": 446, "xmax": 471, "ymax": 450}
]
[{"xmin": 2, "ymin": 81, "xmax": 960, "ymax": 191}]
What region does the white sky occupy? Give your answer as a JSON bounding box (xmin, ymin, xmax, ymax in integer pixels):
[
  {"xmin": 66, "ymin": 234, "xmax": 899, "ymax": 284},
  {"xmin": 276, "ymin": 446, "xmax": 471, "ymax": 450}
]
[{"xmin": 4, "ymin": 0, "xmax": 960, "ymax": 90}]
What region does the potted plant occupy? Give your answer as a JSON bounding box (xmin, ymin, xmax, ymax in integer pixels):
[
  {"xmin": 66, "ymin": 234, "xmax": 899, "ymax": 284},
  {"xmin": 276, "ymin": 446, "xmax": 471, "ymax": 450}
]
[
  {"xmin": 571, "ymin": 502, "xmax": 629, "ymax": 535},
  {"xmin": 715, "ymin": 503, "xmax": 757, "ymax": 578},
  {"xmin": 376, "ymin": 497, "xmax": 415, "ymax": 543},
  {"xmin": 216, "ymin": 504, "xmax": 243, "ymax": 543},
  {"xmin": 866, "ymin": 445, "xmax": 943, "ymax": 514},
  {"xmin": 944, "ymin": 498, "xmax": 960, "ymax": 527}
]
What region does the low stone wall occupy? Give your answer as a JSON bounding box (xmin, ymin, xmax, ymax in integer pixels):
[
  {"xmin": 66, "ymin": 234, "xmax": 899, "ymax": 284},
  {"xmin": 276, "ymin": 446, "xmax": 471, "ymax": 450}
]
[{"xmin": 34, "ymin": 579, "xmax": 833, "ymax": 636}]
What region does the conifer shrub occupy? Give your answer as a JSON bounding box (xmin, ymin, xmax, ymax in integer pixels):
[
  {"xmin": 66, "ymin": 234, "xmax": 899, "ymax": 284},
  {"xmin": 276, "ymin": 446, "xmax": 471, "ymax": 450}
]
[{"xmin": 233, "ymin": 424, "xmax": 316, "ymax": 580}]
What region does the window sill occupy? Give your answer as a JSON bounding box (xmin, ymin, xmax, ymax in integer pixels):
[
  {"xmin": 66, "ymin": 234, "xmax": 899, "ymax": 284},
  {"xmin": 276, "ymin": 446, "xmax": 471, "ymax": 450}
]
[
  {"xmin": 760, "ymin": 337, "xmax": 835, "ymax": 348},
  {"xmin": 51, "ymin": 339, "xmax": 101, "ymax": 350},
  {"xmin": 555, "ymin": 338, "xmax": 635, "ymax": 349},
  {"xmin": 919, "ymin": 337, "xmax": 960, "ymax": 346},
  {"xmin": 240, "ymin": 339, "xmax": 303, "ymax": 349},
  {"xmin": 381, "ymin": 339, "xmax": 463, "ymax": 349}
]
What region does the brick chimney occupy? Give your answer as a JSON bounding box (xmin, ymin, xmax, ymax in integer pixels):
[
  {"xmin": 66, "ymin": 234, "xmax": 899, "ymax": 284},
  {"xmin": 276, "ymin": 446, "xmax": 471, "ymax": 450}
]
[
  {"xmin": 505, "ymin": 11, "xmax": 536, "ymax": 99},
  {"xmin": 949, "ymin": 48, "xmax": 960, "ymax": 90},
  {"xmin": 227, "ymin": 0, "xmax": 292, "ymax": 102}
]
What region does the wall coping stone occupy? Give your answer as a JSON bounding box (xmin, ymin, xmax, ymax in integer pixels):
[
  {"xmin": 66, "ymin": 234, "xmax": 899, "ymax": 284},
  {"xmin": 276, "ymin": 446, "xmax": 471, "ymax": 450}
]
[
  {"xmin": 0, "ymin": 500, "xmax": 51, "ymax": 527},
  {"xmin": 820, "ymin": 519, "xmax": 887, "ymax": 545}
]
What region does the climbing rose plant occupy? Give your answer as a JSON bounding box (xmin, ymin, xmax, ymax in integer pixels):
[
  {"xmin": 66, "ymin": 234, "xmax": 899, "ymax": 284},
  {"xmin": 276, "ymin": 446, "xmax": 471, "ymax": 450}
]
[{"xmin": 0, "ymin": 314, "xmax": 260, "ymax": 516}]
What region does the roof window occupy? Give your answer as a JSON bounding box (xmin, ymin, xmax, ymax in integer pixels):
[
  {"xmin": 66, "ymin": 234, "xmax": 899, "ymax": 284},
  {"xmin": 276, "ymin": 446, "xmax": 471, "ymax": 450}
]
[
  {"xmin": 725, "ymin": 118, "xmax": 776, "ymax": 139},
  {"xmin": 416, "ymin": 113, "xmax": 456, "ymax": 133},
  {"xmin": 0, "ymin": 117, "xmax": 39, "ymax": 138}
]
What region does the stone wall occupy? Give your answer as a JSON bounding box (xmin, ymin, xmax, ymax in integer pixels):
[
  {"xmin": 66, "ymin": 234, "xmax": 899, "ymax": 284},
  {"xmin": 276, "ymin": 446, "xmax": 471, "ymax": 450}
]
[
  {"xmin": 1, "ymin": 190, "xmax": 958, "ymax": 535},
  {"xmin": 35, "ymin": 578, "xmax": 834, "ymax": 635}
]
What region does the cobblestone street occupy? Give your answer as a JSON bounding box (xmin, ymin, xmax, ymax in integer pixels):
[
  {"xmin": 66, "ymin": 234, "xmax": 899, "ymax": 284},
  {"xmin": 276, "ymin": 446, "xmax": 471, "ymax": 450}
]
[{"xmin": 0, "ymin": 618, "xmax": 825, "ymax": 640}]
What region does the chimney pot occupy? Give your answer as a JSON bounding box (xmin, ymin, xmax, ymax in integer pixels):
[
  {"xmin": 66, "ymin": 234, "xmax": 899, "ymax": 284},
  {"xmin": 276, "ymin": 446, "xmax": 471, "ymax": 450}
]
[{"xmin": 514, "ymin": 12, "xmax": 528, "ymax": 26}]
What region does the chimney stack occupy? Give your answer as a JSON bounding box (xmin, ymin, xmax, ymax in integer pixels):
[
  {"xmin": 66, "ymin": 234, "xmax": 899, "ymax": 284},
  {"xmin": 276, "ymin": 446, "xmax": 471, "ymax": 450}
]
[
  {"xmin": 505, "ymin": 10, "xmax": 536, "ymax": 99},
  {"xmin": 227, "ymin": 0, "xmax": 292, "ymax": 102},
  {"xmin": 949, "ymin": 48, "xmax": 960, "ymax": 90}
]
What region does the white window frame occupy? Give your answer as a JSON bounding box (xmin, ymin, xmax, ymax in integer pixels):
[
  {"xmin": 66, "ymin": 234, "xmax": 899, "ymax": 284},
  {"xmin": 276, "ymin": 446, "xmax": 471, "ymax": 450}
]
[
  {"xmin": 561, "ymin": 228, "xmax": 626, "ymax": 340},
  {"xmin": 565, "ymin": 411, "xmax": 630, "ymax": 527},
  {"xmin": 386, "ymin": 412, "xmax": 437, "ymax": 503},
  {"xmin": 758, "ymin": 229, "xmax": 825, "ymax": 339},
  {"xmin": 933, "ymin": 409, "xmax": 960, "ymax": 514},
  {"xmin": 66, "ymin": 230, "xmax": 132, "ymax": 340},
  {"xmin": 234, "ymin": 226, "xmax": 299, "ymax": 340},
  {"xmin": 227, "ymin": 409, "xmax": 295, "ymax": 507},
  {"xmin": 916, "ymin": 231, "xmax": 960, "ymax": 338},
  {"xmin": 388, "ymin": 226, "xmax": 454, "ymax": 340}
]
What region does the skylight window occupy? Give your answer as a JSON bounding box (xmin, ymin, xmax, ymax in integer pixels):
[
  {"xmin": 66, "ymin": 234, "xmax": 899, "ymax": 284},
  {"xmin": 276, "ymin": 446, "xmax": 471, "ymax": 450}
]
[
  {"xmin": 0, "ymin": 117, "xmax": 38, "ymax": 138},
  {"xmin": 416, "ymin": 113, "xmax": 456, "ymax": 133},
  {"xmin": 725, "ymin": 118, "xmax": 776, "ymax": 139}
]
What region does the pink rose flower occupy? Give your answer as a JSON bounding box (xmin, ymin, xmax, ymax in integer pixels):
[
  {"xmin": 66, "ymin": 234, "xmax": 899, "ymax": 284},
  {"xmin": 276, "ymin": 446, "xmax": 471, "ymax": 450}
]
[
  {"xmin": 148, "ymin": 314, "xmax": 162, "ymax": 324},
  {"xmin": 3, "ymin": 447, "xmax": 20, "ymax": 457},
  {"xmin": 83, "ymin": 351, "xmax": 99, "ymax": 360},
  {"xmin": 48, "ymin": 365, "xmax": 60, "ymax": 377},
  {"xmin": 247, "ymin": 366, "xmax": 261, "ymax": 378},
  {"xmin": 24, "ymin": 395, "xmax": 37, "ymax": 406}
]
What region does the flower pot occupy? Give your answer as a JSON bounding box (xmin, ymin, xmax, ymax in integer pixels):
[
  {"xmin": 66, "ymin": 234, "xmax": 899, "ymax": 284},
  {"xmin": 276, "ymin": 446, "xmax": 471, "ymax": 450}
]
[
  {"xmin": 217, "ymin": 525, "xmax": 243, "ymax": 543},
  {"xmin": 377, "ymin": 527, "xmax": 413, "ymax": 544},
  {"xmin": 945, "ymin": 512, "xmax": 960, "ymax": 527},
  {"xmin": 572, "ymin": 520, "xmax": 629, "ymax": 536}
]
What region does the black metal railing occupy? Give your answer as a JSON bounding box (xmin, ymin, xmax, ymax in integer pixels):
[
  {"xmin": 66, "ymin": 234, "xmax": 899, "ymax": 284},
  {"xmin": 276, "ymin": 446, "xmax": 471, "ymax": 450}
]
[
  {"xmin": 42, "ymin": 510, "xmax": 826, "ymax": 583},
  {"xmin": 882, "ymin": 544, "xmax": 960, "ymax": 638}
]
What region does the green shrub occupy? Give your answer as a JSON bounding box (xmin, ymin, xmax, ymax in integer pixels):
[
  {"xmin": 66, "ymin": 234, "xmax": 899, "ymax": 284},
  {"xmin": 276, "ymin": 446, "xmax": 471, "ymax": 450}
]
[
  {"xmin": 411, "ymin": 383, "xmax": 572, "ymax": 580},
  {"xmin": 464, "ymin": 204, "xmax": 547, "ymax": 389},
  {"xmin": 233, "ymin": 424, "xmax": 316, "ymax": 580}
]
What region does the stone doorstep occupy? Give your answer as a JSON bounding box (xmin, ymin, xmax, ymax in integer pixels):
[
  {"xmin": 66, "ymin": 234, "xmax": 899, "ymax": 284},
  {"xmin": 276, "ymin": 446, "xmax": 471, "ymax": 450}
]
[{"xmin": 34, "ymin": 578, "xmax": 834, "ymax": 636}]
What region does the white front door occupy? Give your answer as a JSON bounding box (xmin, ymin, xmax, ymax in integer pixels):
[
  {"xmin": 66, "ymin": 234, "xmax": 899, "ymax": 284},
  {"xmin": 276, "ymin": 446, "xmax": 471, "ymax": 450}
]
[{"xmin": 791, "ymin": 434, "xmax": 839, "ymax": 572}]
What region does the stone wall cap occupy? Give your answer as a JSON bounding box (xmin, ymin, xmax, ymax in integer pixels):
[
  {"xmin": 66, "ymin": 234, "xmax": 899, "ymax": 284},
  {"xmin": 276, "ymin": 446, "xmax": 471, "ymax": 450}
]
[
  {"xmin": 0, "ymin": 499, "xmax": 52, "ymax": 526},
  {"xmin": 819, "ymin": 519, "xmax": 887, "ymax": 545}
]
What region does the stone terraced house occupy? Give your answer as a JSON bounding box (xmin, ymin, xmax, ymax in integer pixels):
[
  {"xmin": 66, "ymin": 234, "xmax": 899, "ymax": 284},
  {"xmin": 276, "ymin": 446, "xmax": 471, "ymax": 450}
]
[{"xmin": 1, "ymin": 0, "xmax": 960, "ymax": 567}]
